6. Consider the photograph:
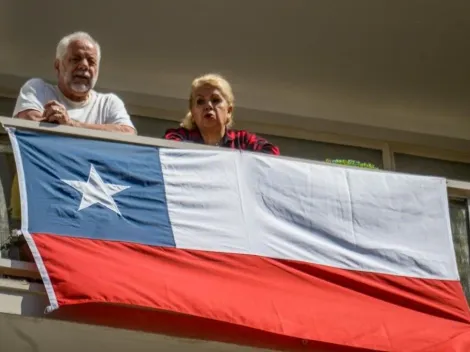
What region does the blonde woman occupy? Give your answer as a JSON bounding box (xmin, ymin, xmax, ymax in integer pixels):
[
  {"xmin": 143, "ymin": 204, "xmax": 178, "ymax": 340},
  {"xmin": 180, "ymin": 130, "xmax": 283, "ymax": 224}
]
[{"xmin": 164, "ymin": 74, "xmax": 280, "ymax": 155}]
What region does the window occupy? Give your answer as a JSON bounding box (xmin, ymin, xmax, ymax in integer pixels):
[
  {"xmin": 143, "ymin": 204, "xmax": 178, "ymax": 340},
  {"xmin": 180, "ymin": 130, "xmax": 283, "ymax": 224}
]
[
  {"xmin": 0, "ymin": 97, "xmax": 15, "ymax": 117},
  {"xmin": 129, "ymin": 116, "xmax": 386, "ymax": 168},
  {"xmin": 0, "ymin": 137, "xmax": 15, "ymax": 254},
  {"xmin": 131, "ymin": 115, "xmax": 178, "ymax": 139},
  {"xmin": 449, "ymin": 199, "xmax": 470, "ymax": 302},
  {"xmin": 395, "ymin": 153, "xmax": 470, "ymax": 302},
  {"xmin": 394, "ymin": 153, "xmax": 470, "ymax": 182},
  {"xmin": 248, "ymin": 133, "xmax": 384, "ymax": 168}
]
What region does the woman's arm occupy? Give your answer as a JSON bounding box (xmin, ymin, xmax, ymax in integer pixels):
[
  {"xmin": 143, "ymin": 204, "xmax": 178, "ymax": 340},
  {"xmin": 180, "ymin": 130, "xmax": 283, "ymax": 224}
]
[
  {"xmin": 163, "ymin": 128, "xmax": 187, "ymax": 141},
  {"xmin": 244, "ymin": 131, "xmax": 280, "ymax": 155}
]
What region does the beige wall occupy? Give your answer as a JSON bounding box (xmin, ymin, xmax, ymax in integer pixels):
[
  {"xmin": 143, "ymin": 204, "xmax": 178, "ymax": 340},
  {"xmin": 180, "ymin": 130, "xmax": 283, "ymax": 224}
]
[{"xmin": 1, "ymin": 1, "xmax": 470, "ymax": 153}]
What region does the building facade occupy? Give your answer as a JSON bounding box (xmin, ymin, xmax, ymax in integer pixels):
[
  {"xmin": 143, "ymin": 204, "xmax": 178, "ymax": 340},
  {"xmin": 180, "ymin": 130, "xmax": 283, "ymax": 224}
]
[{"xmin": 1, "ymin": 1, "xmax": 470, "ymax": 350}]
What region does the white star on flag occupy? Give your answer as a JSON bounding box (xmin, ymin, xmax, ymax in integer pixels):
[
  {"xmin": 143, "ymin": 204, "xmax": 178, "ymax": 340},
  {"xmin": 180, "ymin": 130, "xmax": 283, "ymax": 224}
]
[{"xmin": 62, "ymin": 164, "xmax": 130, "ymax": 215}]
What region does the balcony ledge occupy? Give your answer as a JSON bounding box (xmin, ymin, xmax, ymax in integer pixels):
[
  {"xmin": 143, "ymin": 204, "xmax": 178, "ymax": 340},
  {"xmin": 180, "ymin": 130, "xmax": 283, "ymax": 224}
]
[{"xmin": 0, "ymin": 258, "xmax": 274, "ymax": 352}]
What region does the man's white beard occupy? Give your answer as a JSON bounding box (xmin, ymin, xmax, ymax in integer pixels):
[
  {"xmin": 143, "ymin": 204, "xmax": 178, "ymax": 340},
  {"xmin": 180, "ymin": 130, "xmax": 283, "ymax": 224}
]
[
  {"xmin": 70, "ymin": 82, "xmax": 90, "ymax": 93},
  {"xmin": 66, "ymin": 74, "xmax": 97, "ymax": 94}
]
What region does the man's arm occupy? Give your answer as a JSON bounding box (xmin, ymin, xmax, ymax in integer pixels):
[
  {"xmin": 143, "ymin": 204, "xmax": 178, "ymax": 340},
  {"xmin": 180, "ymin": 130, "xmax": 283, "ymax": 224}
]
[
  {"xmin": 101, "ymin": 94, "xmax": 136, "ymax": 134},
  {"xmin": 16, "ymin": 109, "xmax": 45, "ymax": 121},
  {"xmin": 13, "ymin": 79, "xmax": 46, "ymax": 121},
  {"xmin": 19, "ymin": 105, "xmax": 133, "ymax": 133},
  {"xmin": 68, "ymin": 121, "xmax": 135, "ymax": 134},
  {"xmin": 44, "ymin": 99, "xmax": 136, "ymax": 134}
]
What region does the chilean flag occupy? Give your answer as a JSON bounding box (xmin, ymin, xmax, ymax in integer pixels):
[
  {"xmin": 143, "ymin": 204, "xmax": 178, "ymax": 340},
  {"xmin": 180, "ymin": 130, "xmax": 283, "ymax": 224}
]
[{"xmin": 7, "ymin": 128, "xmax": 470, "ymax": 351}]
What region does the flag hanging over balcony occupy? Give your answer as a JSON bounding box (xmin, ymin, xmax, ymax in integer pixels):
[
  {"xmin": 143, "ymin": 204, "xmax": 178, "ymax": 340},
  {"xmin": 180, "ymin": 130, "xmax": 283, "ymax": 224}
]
[{"xmin": 7, "ymin": 128, "xmax": 470, "ymax": 351}]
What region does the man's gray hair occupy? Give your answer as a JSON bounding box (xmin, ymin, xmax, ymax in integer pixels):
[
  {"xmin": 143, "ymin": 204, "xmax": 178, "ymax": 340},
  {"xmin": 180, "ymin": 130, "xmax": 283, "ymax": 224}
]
[{"xmin": 55, "ymin": 31, "xmax": 101, "ymax": 63}]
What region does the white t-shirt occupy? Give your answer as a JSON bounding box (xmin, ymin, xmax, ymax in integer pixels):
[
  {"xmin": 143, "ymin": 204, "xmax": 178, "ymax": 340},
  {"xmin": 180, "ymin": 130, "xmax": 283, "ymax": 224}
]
[{"xmin": 13, "ymin": 78, "xmax": 135, "ymax": 129}]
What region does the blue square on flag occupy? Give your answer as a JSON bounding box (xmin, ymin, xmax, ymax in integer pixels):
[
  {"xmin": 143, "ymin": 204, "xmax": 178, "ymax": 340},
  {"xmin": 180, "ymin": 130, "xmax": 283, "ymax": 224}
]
[{"xmin": 13, "ymin": 130, "xmax": 175, "ymax": 247}]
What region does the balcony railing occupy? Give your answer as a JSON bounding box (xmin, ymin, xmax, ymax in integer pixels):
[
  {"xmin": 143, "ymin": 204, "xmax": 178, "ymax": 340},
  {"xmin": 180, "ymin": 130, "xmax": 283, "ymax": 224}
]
[
  {"xmin": 1, "ymin": 115, "xmax": 470, "ymax": 351},
  {"xmin": 0, "ymin": 256, "xmax": 270, "ymax": 352},
  {"xmin": 0, "ymin": 116, "xmax": 286, "ymax": 351}
]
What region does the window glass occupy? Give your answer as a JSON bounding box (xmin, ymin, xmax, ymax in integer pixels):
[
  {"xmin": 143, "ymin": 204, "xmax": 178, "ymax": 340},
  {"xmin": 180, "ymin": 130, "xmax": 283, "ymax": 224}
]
[
  {"xmin": 449, "ymin": 199, "xmax": 470, "ymax": 303},
  {"xmin": 395, "ymin": 153, "xmax": 470, "ymax": 182},
  {"xmin": 261, "ymin": 133, "xmax": 384, "ymax": 168}
]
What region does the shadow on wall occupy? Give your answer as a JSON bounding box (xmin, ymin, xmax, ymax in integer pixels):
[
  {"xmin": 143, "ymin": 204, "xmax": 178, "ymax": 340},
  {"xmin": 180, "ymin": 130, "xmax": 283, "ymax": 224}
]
[{"xmin": 0, "ymin": 97, "xmax": 15, "ymax": 117}]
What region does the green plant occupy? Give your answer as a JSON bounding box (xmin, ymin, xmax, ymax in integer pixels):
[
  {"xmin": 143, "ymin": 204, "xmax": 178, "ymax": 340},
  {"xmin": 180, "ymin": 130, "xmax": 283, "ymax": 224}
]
[
  {"xmin": 0, "ymin": 230, "xmax": 23, "ymax": 260},
  {"xmin": 325, "ymin": 159, "xmax": 378, "ymax": 169}
]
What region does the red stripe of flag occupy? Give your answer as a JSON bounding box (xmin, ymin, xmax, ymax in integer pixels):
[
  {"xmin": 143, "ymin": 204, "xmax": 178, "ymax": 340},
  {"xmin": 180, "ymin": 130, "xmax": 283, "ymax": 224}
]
[{"xmin": 33, "ymin": 233, "xmax": 470, "ymax": 351}]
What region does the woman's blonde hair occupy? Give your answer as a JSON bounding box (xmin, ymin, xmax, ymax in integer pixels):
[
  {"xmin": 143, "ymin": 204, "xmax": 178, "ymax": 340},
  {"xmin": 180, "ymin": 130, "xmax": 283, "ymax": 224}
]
[{"xmin": 181, "ymin": 73, "xmax": 235, "ymax": 130}]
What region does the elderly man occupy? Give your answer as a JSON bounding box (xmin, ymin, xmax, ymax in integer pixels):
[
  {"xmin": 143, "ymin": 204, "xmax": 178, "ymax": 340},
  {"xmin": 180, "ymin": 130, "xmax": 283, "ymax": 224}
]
[{"xmin": 13, "ymin": 31, "xmax": 135, "ymax": 134}]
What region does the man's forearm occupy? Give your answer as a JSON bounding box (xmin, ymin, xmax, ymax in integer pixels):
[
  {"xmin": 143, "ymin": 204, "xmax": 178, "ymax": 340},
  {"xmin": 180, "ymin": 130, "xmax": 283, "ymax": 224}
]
[
  {"xmin": 70, "ymin": 121, "xmax": 136, "ymax": 134},
  {"xmin": 17, "ymin": 109, "xmax": 136, "ymax": 134},
  {"xmin": 16, "ymin": 110, "xmax": 45, "ymax": 121}
]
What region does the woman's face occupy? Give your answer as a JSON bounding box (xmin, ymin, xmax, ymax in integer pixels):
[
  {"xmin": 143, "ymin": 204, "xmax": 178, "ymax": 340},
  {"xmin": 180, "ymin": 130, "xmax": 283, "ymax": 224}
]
[{"xmin": 191, "ymin": 85, "xmax": 232, "ymax": 131}]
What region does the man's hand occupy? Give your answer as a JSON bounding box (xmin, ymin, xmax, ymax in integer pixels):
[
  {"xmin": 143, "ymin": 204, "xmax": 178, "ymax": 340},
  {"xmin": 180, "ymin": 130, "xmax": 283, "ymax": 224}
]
[
  {"xmin": 40, "ymin": 100, "xmax": 135, "ymax": 134},
  {"xmin": 43, "ymin": 101, "xmax": 76, "ymax": 126}
]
